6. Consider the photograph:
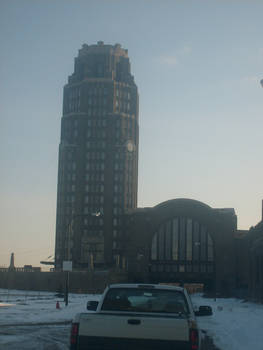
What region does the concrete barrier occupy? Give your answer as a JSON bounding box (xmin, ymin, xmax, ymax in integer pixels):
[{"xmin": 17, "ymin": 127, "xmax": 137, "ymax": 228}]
[{"xmin": 0, "ymin": 270, "xmax": 128, "ymax": 293}]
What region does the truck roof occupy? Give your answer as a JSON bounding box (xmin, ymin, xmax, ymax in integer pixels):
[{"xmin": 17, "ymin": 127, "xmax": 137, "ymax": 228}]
[{"xmin": 107, "ymin": 283, "xmax": 185, "ymax": 292}]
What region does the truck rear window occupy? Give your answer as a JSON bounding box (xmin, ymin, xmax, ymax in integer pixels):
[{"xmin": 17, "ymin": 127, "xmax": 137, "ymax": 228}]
[{"xmin": 101, "ymin": 288, "xmax": 189, "ymax": 314}]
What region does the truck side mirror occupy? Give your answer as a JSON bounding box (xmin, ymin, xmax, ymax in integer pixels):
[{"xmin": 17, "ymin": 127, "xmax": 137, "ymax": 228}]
[
  {"xmin": 87, "ymin": 300, "xmax": 99, "ymax": 311},
  {"xmin": 195, "ymin": 305, "xmax": 213, "ymax": 316}
]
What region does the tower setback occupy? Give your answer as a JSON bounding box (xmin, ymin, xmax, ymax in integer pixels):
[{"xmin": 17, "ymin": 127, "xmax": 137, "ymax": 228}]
[{"xmin": 55, "ymin": 42, "xmax": 139, "ymax": 270}]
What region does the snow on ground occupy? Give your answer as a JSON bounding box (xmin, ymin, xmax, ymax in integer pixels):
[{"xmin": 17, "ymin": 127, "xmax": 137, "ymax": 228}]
[
  {"xmin": 191, "ymin": 294, "xmax": 263, "ymax": 350},
  {"xmin": 1, "ymin": 288, "xmax": 263, "ymax": 349},
  {"xmin": 0, "ymin": 289, "xmax": 100, "ymax": 349},
  {"xmin": 0, "ymin": 289, "xmax": 99, "ymax": 326}
]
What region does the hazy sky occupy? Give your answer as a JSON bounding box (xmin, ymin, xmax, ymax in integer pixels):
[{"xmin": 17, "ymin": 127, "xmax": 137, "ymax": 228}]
[{"xmin": 1, "ymin": 0, "xmax": 263, "ymax": 268}]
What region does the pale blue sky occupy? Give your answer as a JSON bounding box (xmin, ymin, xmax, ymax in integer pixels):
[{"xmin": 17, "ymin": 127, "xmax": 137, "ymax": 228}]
[{"xmin": 1, "ymin": 0, "xmax": 263, "ymax": 267}]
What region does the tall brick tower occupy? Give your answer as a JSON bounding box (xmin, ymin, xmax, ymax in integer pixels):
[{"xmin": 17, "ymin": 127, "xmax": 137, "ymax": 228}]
[{"xmin": 55, "ymin": 42, "xmax": 139, "ymax": 270}]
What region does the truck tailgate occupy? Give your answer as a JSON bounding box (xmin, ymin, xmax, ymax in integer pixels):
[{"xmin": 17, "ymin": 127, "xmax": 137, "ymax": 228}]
[{"xmin": 77, "ymin": 313, "xmax": 190, "ymax": 350}]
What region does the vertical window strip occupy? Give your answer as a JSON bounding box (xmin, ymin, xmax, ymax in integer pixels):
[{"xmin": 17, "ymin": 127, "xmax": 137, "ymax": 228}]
[
  {"xmin": 186, "ymin": 218, "xmax": 193, "ymax": 261},
  {"xmin": 150, "ymin": 218, "xmax": 214, "ymax": 268},
  {"xmin": 179, "ymin": 217, "xmax": 186, "ymax": 261},
  {"xmin": 207, "ymin": 234, "xmax": 214, "ymax": 261},
  {"xmin": 172, "ymin": 218, "xmax": 178, "ymax": 260},
  {"xmin": 158, "ymin": 224, "xmax": 165, "ymax": 260},
  {"xmin": 200, "ymin": 225, "xmax": 207, "ymax": 261},
  {"xmin": 193, "ymin": 221, "xmax": 200, "ymax": 262},
  {"xmin": 165, "ymin": 221, "xmax": 172, "ymax": 260},
  {"xmin": 151, "ymin": 234, "xmax": 157, "ymax": 260}
]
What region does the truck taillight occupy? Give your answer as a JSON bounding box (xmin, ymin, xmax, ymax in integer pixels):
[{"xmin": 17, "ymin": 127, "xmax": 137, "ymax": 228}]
[
  {"xmin": 190, "ymin": 328, "xmax": 199, "ymax": 350},
  {"xmin": 70, "ymin": 322, "xmax": 79, "ymax": 349}
]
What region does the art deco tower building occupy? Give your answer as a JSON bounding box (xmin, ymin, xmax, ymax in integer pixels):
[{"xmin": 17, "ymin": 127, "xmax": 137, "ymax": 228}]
[{"xmin": 55, "ymin": 42, "xmax": 139, "ymax": 270}]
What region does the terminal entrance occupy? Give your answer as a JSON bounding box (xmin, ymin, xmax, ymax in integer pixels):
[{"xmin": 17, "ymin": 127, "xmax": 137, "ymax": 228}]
[{"xmin": 148, "ymin": 217, "xmax": 215, "ymax": 292}]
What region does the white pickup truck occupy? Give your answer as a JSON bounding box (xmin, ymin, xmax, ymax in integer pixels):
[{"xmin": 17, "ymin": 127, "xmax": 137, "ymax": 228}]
[{"xmin": 70, "ymin": 283, "xmax": 212, "ymax": 350}]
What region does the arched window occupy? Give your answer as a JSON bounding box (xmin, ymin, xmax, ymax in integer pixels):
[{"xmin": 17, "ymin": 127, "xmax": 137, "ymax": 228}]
[{"xmin": 150, "ymin": 217, "xmax": 214, "ymax": 273}]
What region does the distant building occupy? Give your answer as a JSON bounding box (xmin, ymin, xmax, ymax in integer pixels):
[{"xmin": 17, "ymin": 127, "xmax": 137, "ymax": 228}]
[
  {"xmin": 246, "ymin": 205, "xmax": 263, "ymax": 302},
  {"xmin": 55, "ymin": 42, "xmax": 139, "ymax": 270},
  {"xmin": 23, "ymin": 265, "xmax": 41, "ymax": 272},
  {"xmin": 9, "ymin": 252, "xmax": 15, "ymax": 271}
]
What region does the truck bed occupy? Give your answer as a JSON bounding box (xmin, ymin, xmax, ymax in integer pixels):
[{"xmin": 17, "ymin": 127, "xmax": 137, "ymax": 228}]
[{"xmin": 76, "ymin": 312, "xmax": 191, "ymax": 350}]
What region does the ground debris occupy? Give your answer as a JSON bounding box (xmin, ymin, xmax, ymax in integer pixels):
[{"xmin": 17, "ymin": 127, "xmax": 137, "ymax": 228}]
[{"xmin": 202, "ymin": 335, "xmax": 221, "ymax": 350}]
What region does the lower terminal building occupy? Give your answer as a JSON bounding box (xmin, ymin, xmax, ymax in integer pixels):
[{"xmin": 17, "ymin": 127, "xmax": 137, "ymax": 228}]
[
  {"xmin": 54, "ymin": 196, "xmax": 261, "ymax": 298},
  {"xmin": 119, "ymin": 198, "xmax": 245, "ymax": 296},
  {"xmin": 247, "ymin": 221, "xmax": 263, "ymax": 302}
]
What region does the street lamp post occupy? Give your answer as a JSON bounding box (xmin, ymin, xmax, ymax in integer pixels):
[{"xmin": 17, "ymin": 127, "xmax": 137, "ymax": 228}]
[
  {"xmin": 59, "ymin": 141, "xmax": 78, "ymax": 303},
  {"xmin": 62, "ymin": 260, "xmax": 72, "ymax": 306},
  {"xmin": 62, "ymin": 212, "xmax": 75, "ymax": 306}
]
